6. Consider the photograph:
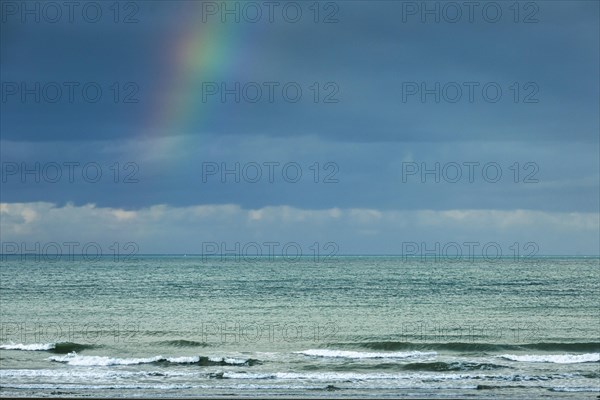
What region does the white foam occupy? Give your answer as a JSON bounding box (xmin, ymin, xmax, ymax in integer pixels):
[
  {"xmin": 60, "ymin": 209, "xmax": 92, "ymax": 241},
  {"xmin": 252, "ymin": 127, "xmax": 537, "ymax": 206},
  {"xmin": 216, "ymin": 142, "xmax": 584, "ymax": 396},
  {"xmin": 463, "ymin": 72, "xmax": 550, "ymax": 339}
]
[
  {"xmin": 49, "ymin": 352, "xmax": 209, "ymax": 366},
  {"xmin": 0, "ymin": 383, "xmax": 195, "ymax": 390},
  {"xmin": 295, "ymin": 349, "xmax": 437, "ymax": 359},
  {"xmin": 0, "ymin": 342, "xmax": 55, "ymax": 351},
  {"xmin": 49, "ymin": 352, "xmax": 166, "ymax": 366},
  {"xmin": 499, "ymin": 353, "xmax": 600, "ymax": 364},
  {"xmin": 551, "ymin": 387, "xmax": 600, "ymax": 392},
  {"xmin": 165, "ymin": 356, "xmax": 201, "ymax": 364},
  {"xmin": 221, "ymin": 371, "xmax": 503, "ymax": 382},
  {"xmin": 208, "ymin": 356, "xmax": 248, "ymax": 365},
  {"xmin": 48, "ymin": 352, "xmax": 252, "ymax": 366},
  {"xmin": 0, "ymin": 368, "xmax": 190, "ymax": 380}
]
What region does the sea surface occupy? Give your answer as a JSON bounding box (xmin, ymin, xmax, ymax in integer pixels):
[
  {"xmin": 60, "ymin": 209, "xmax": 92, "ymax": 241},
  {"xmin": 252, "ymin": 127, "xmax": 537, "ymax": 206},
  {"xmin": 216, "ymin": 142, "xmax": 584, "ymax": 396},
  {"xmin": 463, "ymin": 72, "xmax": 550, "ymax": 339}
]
[{"xmin": 0, "ymin": 256, "xmax": 598, "ymax": 398}]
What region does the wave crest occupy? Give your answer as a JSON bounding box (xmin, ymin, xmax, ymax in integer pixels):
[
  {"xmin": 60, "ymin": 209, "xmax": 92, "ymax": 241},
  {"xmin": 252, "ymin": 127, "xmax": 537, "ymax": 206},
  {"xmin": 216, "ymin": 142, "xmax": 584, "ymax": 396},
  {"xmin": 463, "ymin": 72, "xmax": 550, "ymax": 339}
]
[
  {"xmin": 334, "ymin": 341, "xmax": 600, "ymax": 353},
  {"xmin": 499, "ymin": 353, "xmax": 599, "ymax": 364},
  {"xmin": 154, "ymin": 340, "xmax": 208, "ymax": 348},
  {"xmin": 295, "ymin": 349, "xmax": 436, "ymax": 359},
  {"xmin": 0, "ymin": 342, "xmax": 95, "ymax": 353},
  {"xmin": 49, "ymin": 352, "xmax": 260, "ymax": 366}
]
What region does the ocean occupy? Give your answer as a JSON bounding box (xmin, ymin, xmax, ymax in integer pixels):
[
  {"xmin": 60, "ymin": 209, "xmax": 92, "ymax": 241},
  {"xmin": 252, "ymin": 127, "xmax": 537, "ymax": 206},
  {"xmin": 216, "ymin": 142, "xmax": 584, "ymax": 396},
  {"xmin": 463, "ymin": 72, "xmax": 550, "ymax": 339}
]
[{"xmin": 0, "ymin": 256, "xmax": 598, "ymax": 398}]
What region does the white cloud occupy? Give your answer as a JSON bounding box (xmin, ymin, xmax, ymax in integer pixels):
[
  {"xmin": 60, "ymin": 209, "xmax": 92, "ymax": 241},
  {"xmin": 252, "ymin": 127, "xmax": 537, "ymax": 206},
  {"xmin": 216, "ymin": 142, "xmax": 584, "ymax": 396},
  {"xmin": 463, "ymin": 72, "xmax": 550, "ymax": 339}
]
[{"xmin": 0, "ymin": 202, "xmax": 598, "ymax": 255}]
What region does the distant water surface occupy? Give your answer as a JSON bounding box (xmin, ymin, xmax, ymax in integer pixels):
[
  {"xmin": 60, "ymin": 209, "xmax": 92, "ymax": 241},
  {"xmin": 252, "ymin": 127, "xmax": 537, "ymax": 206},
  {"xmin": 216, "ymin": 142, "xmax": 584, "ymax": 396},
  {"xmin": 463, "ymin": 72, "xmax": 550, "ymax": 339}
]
[{"xmin": 1, "ymin": 256, "xmax": 598, "ymax": 398}]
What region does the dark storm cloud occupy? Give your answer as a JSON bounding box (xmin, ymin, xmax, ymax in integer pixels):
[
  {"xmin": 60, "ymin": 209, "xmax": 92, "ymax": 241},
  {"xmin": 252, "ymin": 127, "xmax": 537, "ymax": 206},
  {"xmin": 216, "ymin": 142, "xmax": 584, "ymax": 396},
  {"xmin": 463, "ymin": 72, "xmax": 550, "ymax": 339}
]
[{"xmin": 1, "ymin": 1, "xmax": 598, "ymax": 142}]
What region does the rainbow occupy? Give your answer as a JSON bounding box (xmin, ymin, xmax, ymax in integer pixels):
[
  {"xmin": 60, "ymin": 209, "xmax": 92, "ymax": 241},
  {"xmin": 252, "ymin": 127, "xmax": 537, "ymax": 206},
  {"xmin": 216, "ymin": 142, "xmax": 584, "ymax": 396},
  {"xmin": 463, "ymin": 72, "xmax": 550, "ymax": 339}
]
[{"xmin": 141, "ymin": 4, "xmax": 245, "ymax": 165}]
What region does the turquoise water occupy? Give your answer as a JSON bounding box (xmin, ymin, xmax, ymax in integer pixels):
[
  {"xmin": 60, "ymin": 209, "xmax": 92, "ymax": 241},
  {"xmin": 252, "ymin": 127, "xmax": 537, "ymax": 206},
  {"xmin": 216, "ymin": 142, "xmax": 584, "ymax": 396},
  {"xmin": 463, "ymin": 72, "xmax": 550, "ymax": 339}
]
[{"xmin": 1, "ymin": 256, "xmax": 598, "ymax": 398}]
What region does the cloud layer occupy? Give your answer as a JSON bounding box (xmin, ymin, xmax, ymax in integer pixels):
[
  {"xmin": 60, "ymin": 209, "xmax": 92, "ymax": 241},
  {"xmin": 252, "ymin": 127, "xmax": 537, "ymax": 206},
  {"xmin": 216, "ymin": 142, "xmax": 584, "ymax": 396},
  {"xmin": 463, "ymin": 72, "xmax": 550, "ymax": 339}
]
[{"xmin": 2, "ymin": 202, "xmax": 597, "ymax": 255}]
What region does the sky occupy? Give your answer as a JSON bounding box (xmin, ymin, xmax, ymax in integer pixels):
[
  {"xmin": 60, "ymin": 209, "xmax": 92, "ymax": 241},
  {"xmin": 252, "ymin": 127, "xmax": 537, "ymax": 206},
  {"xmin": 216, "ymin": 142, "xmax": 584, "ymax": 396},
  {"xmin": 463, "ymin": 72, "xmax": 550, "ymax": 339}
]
[{"xmin": 1, "ymin": 0, "xmax": 599, "ymax": 256}]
